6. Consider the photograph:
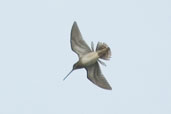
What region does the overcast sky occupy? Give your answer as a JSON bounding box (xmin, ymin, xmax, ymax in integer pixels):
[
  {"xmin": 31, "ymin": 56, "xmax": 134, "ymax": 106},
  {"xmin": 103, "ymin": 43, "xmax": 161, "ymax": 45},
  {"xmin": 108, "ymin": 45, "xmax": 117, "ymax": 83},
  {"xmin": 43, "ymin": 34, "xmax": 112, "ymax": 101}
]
[{"xmin": 0, "ymin": 0, "xmax": 171, "ymax": 114}]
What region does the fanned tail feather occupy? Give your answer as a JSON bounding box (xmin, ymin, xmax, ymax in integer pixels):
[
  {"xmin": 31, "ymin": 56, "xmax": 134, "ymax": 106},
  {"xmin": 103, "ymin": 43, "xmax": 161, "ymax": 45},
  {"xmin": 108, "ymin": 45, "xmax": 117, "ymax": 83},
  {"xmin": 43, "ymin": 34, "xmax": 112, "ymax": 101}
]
[{"xmin": 96, "ymin": 42, "xmax": 111, "ymax": 60}]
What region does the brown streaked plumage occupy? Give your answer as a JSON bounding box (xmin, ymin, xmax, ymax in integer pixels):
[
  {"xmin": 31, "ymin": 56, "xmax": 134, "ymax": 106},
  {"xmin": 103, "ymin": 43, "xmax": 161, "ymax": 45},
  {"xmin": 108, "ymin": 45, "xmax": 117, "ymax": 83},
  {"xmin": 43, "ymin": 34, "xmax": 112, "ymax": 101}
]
[{"xmin": 63, "ymin": 21, "xmax": 112, "ymax": 90}]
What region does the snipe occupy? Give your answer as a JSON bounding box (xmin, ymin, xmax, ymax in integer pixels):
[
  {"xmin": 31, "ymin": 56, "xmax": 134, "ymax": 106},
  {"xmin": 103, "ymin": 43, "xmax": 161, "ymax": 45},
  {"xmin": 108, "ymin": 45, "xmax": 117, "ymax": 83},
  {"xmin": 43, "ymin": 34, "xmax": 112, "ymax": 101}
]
[{"xmin": 63, "ymin": 22, "xmax": 112, "ymax": 90}]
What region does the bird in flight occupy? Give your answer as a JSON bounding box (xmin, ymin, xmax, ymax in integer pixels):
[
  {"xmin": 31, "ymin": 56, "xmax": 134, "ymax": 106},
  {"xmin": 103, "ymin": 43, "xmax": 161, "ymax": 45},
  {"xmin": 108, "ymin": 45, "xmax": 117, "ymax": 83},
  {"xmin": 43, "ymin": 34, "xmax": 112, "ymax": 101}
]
[{"xmin": 63, "ymin": 22, "xmax": 112, "ymax": 90}]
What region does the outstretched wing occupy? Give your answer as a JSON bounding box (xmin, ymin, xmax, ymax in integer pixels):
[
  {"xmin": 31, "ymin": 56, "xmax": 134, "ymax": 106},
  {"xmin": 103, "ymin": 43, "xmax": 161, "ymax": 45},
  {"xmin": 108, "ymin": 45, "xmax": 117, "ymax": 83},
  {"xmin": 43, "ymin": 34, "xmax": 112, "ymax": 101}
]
[
  {"xmin": 71, "ymin": 22, "xmax": 91, "ymax": 57},
  {"xmin": 86, "ymin": 62, "xmax": 112, "ymax": 90}
]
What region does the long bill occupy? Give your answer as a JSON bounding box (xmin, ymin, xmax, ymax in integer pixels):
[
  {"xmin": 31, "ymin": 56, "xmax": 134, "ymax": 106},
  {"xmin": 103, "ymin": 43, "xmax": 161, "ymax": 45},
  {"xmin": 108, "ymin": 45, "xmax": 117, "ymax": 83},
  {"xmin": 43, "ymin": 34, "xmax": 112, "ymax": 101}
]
[{"xmin": 63, "ymin": 69, "xmax": 73, "ymax": 81}]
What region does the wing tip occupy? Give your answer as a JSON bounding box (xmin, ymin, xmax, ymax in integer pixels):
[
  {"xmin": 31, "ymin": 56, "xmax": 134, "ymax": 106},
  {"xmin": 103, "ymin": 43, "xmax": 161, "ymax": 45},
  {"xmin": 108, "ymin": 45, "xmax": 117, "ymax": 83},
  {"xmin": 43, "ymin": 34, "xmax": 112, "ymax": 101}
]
[
  {"xmin": 105, "ymin": 86, "xmax": 112, "ymax": 90},
  {"xmin": 72, "ymin": 21, "xmax": 79, "ymax": 32},
  {"xmin": 73, "ymin": 21, "xmax": 77, "ymax": 26},
  {"xmin": 100, "ymin": 85, "xmax": 112, "ymax": 90}
]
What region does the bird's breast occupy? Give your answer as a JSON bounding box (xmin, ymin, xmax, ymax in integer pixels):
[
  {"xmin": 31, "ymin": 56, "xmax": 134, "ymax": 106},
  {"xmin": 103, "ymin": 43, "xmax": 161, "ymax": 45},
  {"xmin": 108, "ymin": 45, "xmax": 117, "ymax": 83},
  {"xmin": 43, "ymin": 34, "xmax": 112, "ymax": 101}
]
[{"xmin": 80, "ymin": 52, "xmax": 99, "ymax": 67}]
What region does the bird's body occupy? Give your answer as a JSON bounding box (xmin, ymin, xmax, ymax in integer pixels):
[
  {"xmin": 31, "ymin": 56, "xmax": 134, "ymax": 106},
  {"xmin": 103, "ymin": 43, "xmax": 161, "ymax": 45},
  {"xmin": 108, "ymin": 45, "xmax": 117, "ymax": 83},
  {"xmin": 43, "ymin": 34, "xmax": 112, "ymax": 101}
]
[
  {"xmin": 79, "ymin": 52, "xmax": 99, "ymax": 67},
  {"xmin": 64, "ymin": 21, "xmax": 112, "ymax": 90}
]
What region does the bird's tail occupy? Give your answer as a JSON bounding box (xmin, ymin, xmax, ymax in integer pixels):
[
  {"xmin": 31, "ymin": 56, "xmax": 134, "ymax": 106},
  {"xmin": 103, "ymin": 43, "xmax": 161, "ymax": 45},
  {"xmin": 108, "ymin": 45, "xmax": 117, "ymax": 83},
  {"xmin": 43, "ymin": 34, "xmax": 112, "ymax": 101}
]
[{"xmin": 96, "ymin": 42, "xmax": 111, "ymax": 60}]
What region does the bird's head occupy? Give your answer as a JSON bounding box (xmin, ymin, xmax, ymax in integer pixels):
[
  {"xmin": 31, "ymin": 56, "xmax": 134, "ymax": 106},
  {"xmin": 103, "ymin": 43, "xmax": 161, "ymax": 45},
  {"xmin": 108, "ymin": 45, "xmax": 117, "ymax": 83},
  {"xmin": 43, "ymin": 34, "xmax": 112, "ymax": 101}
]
[
  {"xmin": 63, "ymin": 61, "xmax": 82, "ymax": 80},
  {"xmin": 73, "ymin": 61, "xmax": 82, "ymax": 70}
]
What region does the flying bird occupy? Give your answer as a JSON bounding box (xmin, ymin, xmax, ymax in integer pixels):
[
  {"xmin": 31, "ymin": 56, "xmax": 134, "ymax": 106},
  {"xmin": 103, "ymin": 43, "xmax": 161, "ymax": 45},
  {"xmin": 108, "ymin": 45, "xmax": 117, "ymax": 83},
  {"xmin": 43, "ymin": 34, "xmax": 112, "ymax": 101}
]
[{"xmin": 63, "ymin": 22, "xmax": 112, "ymax": 90}]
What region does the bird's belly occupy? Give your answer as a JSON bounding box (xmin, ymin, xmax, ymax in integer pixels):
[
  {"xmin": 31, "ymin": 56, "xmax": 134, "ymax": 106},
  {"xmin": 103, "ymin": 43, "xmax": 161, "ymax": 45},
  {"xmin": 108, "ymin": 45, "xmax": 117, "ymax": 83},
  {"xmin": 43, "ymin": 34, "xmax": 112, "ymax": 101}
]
[{"xmin": 80, "ymin": 52, "xmax": 99, "ymax": 66}]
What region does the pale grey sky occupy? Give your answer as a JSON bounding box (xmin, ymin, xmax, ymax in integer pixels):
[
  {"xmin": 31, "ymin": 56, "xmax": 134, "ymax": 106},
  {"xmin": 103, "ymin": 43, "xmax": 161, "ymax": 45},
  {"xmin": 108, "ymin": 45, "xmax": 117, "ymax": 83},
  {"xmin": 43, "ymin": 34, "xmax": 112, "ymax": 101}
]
[{"xmin": 0, "ymin": 0, "xmax": 171, "ymax": 114}]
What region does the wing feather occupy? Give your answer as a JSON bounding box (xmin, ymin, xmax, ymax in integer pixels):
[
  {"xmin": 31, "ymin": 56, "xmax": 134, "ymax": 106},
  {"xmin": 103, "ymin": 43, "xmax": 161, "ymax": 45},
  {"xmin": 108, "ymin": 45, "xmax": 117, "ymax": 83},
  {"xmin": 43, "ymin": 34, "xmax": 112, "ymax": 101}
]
[
  {"xmin": 71, "ymin": 22, "xmax": 91, "ymax": 57},
  {"xmin": 86, "ymin": 62, "xmax": 112, "ymax": 90}
]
